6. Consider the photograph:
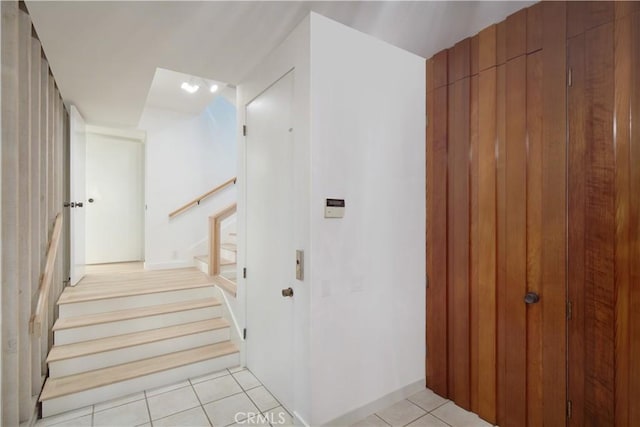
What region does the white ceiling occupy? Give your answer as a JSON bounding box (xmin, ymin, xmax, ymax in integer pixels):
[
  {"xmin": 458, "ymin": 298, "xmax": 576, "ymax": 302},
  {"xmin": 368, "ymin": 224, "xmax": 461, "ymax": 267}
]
[
  {"xmin": 144, "ymin": 67, "xmax": 235, "ymax": 115},
  {"xmin": 26, "ymin": 1, "xmax": 533, "ymax": 128}
]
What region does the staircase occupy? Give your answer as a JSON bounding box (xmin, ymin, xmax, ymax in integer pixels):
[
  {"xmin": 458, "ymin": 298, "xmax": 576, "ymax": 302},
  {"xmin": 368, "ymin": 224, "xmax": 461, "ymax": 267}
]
[{"xmin": 39, "ymin": 267, "xmax": 239, "ymax": 417}]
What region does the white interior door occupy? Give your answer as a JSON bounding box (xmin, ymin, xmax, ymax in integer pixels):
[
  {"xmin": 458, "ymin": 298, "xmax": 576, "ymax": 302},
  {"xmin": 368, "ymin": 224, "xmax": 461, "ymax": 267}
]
[
  {"xmin": 69, "ymin": 106, "xmax": 86, "ymax": 284},
  {"xmin": 246, "ymin": 71, "xmax": 295, "ymax": 410},
  {"xmin": 85, "ymin": 132, "xmax": 144, "ymax": 264}
]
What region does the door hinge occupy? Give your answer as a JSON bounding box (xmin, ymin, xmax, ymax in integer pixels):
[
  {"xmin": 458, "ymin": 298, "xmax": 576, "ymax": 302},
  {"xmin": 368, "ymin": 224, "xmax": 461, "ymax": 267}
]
[
  {"xmin": 567, "ymin": 400, "xmax": 572, "ymax": 419},
  {"xmin": 243, "ymin": 267, "xmax": 247, "ymax": 279},
  {"xmin": 567, "ymin": 300, "xmax": 572, "ymax": 320},
  {"xmin": 568, "ymin": 68, "xmax": 573, "ymax": 87},
  {"xmin": 243, "ymin": 328, "xmax": 247, "ymax": 340},
  {"xmin": 242, "ymin": 125, "xmax": 247, "ymax": 136}
]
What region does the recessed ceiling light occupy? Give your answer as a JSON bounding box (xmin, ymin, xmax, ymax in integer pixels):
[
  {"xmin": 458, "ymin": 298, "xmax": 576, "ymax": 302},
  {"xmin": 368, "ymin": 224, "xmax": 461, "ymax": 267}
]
[
  {"xmin": 210, "ymin": 84, "xmax": 219, "ymax": 93},
  {"xmin": 181, "ymin": 82, "xmax": 199, "ymax": 94}
]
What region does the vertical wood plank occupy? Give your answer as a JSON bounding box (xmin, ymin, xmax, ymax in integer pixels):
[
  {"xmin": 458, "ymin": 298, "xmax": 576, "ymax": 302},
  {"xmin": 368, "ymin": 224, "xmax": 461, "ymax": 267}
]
[
  {"xmin": 568, "ymin": 1, "xmax": 587, "ymax": 39},
  {"xmin": 568, "ymin": 33, "xmax": 587, "ymax": 427},
  {"xmin": 496, "ymin": 21, "xmax": 507, "ymax": 65},
  {"xmin": 469, "ymin": 73, "xmax": 479, "ymax": 414},
  {"xmin": 527, "ymin": 3, "xmax": 543, "ymax": 53},
  {"xmin": 426, "ymin": 58, "xmax": 434, "ymax": 93},
  {"xmin": 584, "ymin": 22, "xmax": 615, "ymax": 426},
  {"xmin": 447, "ymin": 76, "xmax": 471, "ymax": 409},
  {"xmin": 541, "ymin": 2, "xmax": 567, "ymax": 425},
  {"xmin": 628, "ymin": 11, "xmax": 640, "ymax": 426},
  {"xmin": 585, "ymin": 2, "xmax": 615, "ymax": 31},
  {"xmin": 506, "ymin": 9, "xmax": 527, "ymax": 60},
  {"xmin": 503, "ymin": 54, "xmax": 527, "ymax": 427},
  {"xmin": 433, "ymin": 50, "xmax": 449, "ymax": 89},
  {"xmin": 495, "ymin": 62, "xmax": 507, "ymax": 425},
  {"xmin": 525, "ymin": 50, "xmax": 543, "ymax": 427},
  {"xmin": 448, "ymin": 39, "xmax": 471, "ymax": 83},
  {"xmin": 479, "ymin": 25, "xmax": 497, "ymax": 72},
  {"xmin": 1, "ymin": 1, "xmax": 21, "ymax": 424},
  {"xmin": 471, "ymin": 35, "xmax": 479, "ymax": 76},
  {"xmin": 29, "ymin": 34, "xmax": 42, "ymax": 397},
  {"xmin": 426, "ymin": 82, "xmax": 449, "ymax": 397},
  {"xmin": 477, "ymin": 65, "xmax": 497, "ymax": 424},
  {"xmin": 17, "ymin": 9, "xmax": 32, "ymax": 422},
  {"xmin": 613, "ymin": 12, "xmax": 631, "ymax": 427}
]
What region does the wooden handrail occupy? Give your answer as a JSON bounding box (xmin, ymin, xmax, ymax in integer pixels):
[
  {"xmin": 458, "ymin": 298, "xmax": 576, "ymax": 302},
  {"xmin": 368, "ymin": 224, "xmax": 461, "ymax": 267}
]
[
  {"xmin": 30, "ymin": 213, "xmax": 63, "ymax": 334},
  {"xmin": 168, "ymin": 177, "xmax": 236, "ymax": 219},
  {"xmin": 209, "ymin": 203, "xmax": 237, "ymax": 278}
]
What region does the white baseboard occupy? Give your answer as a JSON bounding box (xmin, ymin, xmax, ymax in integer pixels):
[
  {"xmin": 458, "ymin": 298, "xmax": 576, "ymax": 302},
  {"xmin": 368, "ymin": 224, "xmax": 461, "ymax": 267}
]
[
  {"xmin": 143, "ymin": 260, "xmax": 194, "ymax": 271},
  {"xmin": 322, "ymin": 379, "xmax": 426, "ymax": 427}
]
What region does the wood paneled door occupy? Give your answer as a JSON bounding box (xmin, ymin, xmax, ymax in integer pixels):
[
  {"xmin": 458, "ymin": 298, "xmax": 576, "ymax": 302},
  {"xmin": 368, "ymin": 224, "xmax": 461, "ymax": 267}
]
[{"xmin": 426, "ymin": 2, "xmax": 640, "ymax": 426}]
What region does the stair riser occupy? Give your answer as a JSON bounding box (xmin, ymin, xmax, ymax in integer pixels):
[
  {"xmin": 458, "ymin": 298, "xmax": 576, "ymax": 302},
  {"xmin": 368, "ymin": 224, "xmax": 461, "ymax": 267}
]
[
  {"xmin": 59, "ymin": 287, "xmax": 217, "ymax": 317},
  {"xmin": 194, "ymin": 257, "xmax": 208, "ymax": 274},
  {"xmin": 42, "ymin": 352, "xmax": 240, "ymax": 417},
  {"xmin": 221, "ymin": 248, "xmax": 236, "ymax": 262},
  {"xmin": 49, "ymin": 328, "xmax": 230, "ymax": 377},
  {"xmin": 54, "ymin": 306, "xmax": 222, "ymax": 345}
]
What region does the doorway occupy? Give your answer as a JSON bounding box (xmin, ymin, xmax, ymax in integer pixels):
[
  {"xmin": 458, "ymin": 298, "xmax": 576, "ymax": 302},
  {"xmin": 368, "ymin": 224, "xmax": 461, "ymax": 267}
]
[
  {"xmin": 85, "ymin": 129, "xmax": 145, "ymax": 264},
  {"xmin": 245, "ymin": 70, "xmax": 295, "ymax": 411}
]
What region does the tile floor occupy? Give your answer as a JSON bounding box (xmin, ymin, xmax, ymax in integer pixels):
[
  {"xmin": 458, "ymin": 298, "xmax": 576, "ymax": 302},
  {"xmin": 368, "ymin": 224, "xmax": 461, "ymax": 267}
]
[
  {"xmin": 36, "ymin": 368, "xmax": 493, "ymax": 427},
  {"xmin": 35, "ymin": 367, "xmax": 292, "ymax": 427}
]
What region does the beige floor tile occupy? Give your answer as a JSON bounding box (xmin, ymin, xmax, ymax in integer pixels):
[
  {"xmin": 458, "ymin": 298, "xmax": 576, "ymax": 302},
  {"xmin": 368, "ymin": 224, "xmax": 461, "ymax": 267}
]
[
  {"xmin": 431, "ymin": 402, "xmax": 492, "ymax": 427},
  {"xmin": 203, "ymin": 393, "xmax": 259, "ymax": 426},
  {"xmin": 93, "ymin": 399, "xmax": 150, "ymax": 426},
  {"xmin": 146, "ymin": 380, "xmax": 191, "ymax": 397},
  {"xmin": 351, "ymin": 414, "xmax": 390, "ymax": 427},
  {"xmin": 406, "ymin": 414, "xmax": 449, "ymax": 427},
  {"xmin": 376, "ymin": 400, "xmax": 426, "ymax": 427},
  {"xmin": 147, "ymin": 385, "xmax": 201, "ymax": 420},
  {"xmin": 263, "ymin": 406, "xmax": 294, "ymax": 426},
  {"xmin": 246, "ymin": 386, "xmax": 279, "ymax": 412},
  {"xmin": 46, "ymin": 415, "xmax": 92, "ymax": 427},
  {"xmin": 232, "ymin": 370, "xmax": 261, "ymax": 391},
  {"xmin": 193, "ymin": 374, "xmax": 243, "ymax": 404},
  {"xmin": 407, "ymin": 389, "xmax": 448, "ymax": 412},
  {"xmin": 153, "ymin": 406, "xmax": 212, "ymax": 427},
  {"xmin": 228, "ymin": 366, "xmax": 245, "ymax": 374}
]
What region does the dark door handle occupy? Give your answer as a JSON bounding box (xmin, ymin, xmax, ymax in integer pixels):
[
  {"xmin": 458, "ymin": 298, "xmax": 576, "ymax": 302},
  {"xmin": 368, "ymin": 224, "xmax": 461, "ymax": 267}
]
[
  {"xmin": 281, "ymin": 287, "xmax": 294, "ymax": 297},
  {"xmin": 524, "ymin": 292, "xmax": 540, "ymax": 304},
  {"xmin": 76, "ymin": 202, "xmax": 83, "ymax": 208}
]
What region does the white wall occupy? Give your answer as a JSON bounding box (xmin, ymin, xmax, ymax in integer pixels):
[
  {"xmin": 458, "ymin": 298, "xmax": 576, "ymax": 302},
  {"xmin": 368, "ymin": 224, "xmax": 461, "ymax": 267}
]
[
  {"xmin": 140, "ymin": 96, "xmax": 236, "ymax": 270},
  {"xmin": 237, "ymin": 15, "xmax": 312, "ymax": 424},
  {"xmin": 239, "ymin": 12, "xmax": 424, "ymax": 425},
  {"xmin": 309, "ymin": 14, "xmax": 426, "ymax": 425}
]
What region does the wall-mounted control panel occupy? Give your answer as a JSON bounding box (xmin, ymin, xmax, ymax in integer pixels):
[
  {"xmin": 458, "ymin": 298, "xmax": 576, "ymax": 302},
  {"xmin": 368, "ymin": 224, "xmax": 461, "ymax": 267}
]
[
  {"xmin": 324, "ymin": 198, "xmax": 345, "ymax": 218},
  {"xmin": 296, "ymin": 250, "xmax": 304, "ymax": 280}
]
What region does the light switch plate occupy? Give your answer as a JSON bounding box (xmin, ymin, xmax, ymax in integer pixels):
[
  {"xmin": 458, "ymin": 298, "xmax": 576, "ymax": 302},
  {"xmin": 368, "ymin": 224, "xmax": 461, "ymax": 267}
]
[{"xmin": 296, "ymin": 250, "xmax": 304, "ymax": 280}]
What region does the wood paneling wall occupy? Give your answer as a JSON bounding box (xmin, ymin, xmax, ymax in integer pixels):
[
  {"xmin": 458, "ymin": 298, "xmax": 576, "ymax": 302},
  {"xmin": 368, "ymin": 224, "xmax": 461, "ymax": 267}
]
[
  {"xmin": 1, "ymin": 1, "xmax": 69, "ymax": 424},
  {"xmin": 427, "ymin": 2, "xmax": 640, "ymax": 426},
  {"xmin": 567, "ymin": 2, "xmax": 640, "ymax": 426}
]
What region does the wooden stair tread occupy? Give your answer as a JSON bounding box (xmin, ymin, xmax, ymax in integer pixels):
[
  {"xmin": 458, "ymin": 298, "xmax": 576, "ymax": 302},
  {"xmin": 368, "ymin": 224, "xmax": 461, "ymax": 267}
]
[
  {"xmin": 221, "ymin": 243, "xmax": 237, "ymax": 252},
  {"xmin": 53, "ymin": 298, "xmax": 221, "ymax": 331},
  {"xmin": 77, "ymin": 268, "xmax": 204, "ymax": 285},
  {"xmin": 58, "ymin": 276, "xmax": 214, "ymax": 305},
  {"xmin": 40, "ymin": 342, "xmax": 238, "ymax": 401},
  {"xmin": 47, "ymin": 318, "xmax": 229, "ymax": 362}
]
